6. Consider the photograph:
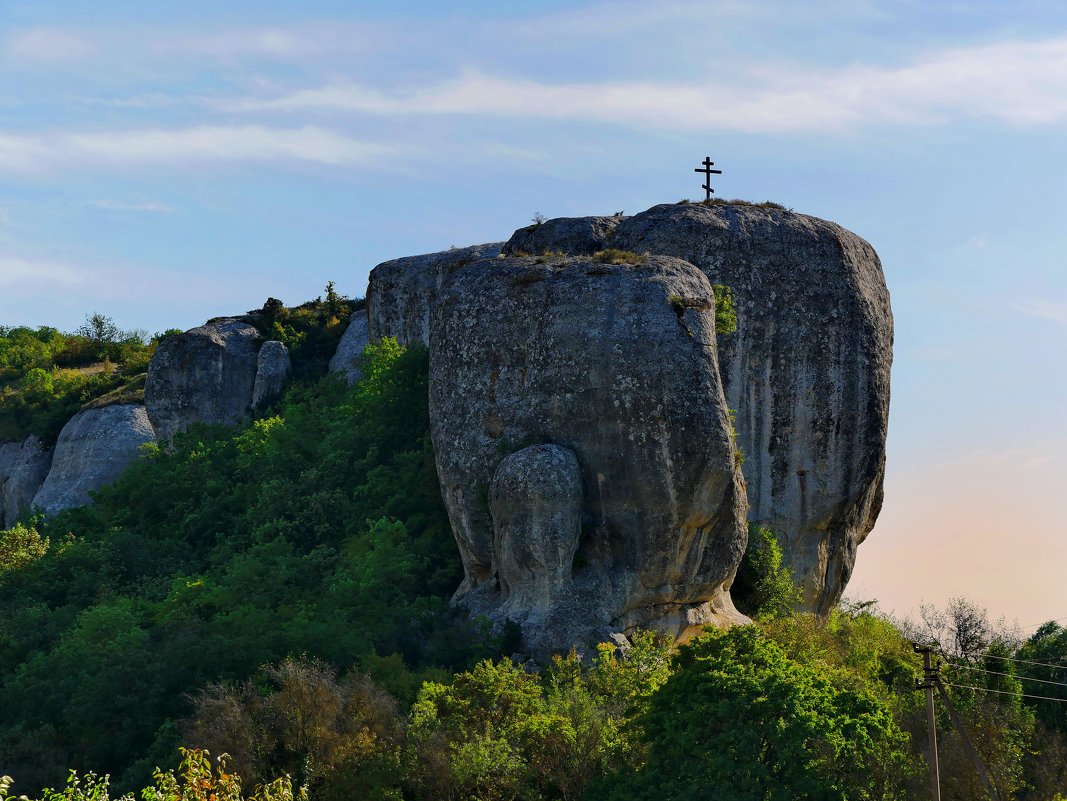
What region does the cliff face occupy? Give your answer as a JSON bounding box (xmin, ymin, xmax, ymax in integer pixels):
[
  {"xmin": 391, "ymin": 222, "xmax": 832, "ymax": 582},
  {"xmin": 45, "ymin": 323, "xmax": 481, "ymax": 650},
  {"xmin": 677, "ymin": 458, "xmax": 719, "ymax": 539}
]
[
  {"xmin": 0, "ymin": 436, "xmax": 53, "ymax": 528},
  {"xmin": 366, "ymin": 242, "xmax": 504, "ymax": 347},
  {"xmin": 429, "ymin": 254, "xmax": 748, "ymax": 655},
  {"xmin": 32, "ymin": 404, "xmax": 156, "ymax": 516},
  {"xmin": 366, "ymin": 201, "xmax": 893, "ymax": 631},
  {"xmin": 609, "ymin": 204, "xmax": 892, "ymax": 613},
  {"xmin": 145, "ymin": 319, "xmax": 262, "ymax": 443}
]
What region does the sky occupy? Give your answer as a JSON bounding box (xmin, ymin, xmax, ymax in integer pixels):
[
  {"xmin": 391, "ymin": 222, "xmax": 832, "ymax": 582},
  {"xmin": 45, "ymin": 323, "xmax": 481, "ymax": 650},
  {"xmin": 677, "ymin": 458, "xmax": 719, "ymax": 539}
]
[{"xmin": 0, "ymin": 0, "xmax": 1065, "ymax": 632}]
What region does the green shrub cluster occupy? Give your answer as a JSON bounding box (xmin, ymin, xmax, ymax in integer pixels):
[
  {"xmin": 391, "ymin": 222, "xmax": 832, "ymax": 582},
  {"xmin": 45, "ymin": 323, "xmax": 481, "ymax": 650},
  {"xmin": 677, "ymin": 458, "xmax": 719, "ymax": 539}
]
[
  {"xmin": 0, "ymin": 339, "xmax": 485, "ymax": 794},
  {"xmin": 247, "ymin": 284, "xmax": 361, "ymax": 380},
  {"xmin": 0, "ymin": 318, "xmax": 162, "ymax": 442}
]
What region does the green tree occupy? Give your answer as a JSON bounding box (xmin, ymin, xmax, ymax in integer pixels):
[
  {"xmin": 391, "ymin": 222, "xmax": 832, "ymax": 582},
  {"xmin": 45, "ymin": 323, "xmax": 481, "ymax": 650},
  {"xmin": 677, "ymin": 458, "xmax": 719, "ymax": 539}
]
[
  {"xmin": 598, "ymin": 626, "xmax": 912, "ymax": 801},
  {"xmin": 731, "ymin": 525, "xmax": 800, "ymax": 620}
]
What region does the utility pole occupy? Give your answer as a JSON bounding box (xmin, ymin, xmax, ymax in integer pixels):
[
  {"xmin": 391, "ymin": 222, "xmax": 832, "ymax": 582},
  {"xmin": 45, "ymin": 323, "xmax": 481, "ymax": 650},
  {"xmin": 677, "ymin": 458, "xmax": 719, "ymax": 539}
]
[
  {"xmin": 913, "ymin": 642, "xmax": 1003, "ymax": 801},
  {"xmin": 914, "ymin": 644, "xmax": 942, "ymax": 801}
]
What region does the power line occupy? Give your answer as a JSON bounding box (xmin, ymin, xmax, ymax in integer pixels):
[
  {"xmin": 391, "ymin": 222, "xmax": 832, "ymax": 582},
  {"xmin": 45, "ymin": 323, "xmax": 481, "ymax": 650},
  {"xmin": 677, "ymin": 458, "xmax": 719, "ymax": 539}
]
[
  {"xmin": 980, "ymin": 652, "xmax": 1067, "ymax": 672},
  {"xmin": 951, "ymin": 663, "xmax": 1067, "ymax": 689},
  {"xmin": 941, "ymin": 681, "xmax": 1067, "ymax": 705}
]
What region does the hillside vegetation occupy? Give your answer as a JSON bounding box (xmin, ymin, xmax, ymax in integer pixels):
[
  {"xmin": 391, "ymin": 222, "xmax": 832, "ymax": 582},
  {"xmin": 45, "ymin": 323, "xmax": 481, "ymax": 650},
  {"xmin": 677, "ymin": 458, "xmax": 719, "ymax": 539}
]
[
  {"xmin": 1, "ymin": 326, "xmax": 1066, "ymax": 799},
  {"xmin": 0, "ymin": 317, "xmax": 166, "ymax": 442}
]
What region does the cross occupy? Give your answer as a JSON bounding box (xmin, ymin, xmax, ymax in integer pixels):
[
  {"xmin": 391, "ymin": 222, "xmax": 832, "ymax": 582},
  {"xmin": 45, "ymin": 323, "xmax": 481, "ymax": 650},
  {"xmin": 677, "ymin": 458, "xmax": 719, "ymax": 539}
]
[{"xmin": 694, "ymin": 156, "xmax": 722, "ymax": 201}]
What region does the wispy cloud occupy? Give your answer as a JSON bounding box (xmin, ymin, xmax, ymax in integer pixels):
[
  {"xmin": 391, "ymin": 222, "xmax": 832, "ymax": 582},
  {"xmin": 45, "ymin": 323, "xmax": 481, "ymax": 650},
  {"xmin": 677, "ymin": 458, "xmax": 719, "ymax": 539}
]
[
  {"xmin": 92, "ymin": 199, "xmax": 175, "ymax": 213},
  {"xmin": 0, "ymin": 253, "xmax": 84, "ymax": 286},
  {"xmin": 1015, "ymin": 299, "xmax": 1067, "ymax": 324},
  {"xmin": 0, "ymin": 126, "xmax": 394, "ymax": 173},
  {"xmin": 226, "ymin": 35, "xmax": 1067, "ymax": 133},
  {"xmin": 5, "ymin": 28, "xmax": 96, "ymax": 64}
]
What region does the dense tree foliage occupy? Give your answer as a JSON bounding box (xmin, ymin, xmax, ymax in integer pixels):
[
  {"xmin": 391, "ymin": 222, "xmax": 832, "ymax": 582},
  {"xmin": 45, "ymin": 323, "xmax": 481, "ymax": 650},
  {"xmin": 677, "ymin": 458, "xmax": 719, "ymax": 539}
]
[
  {"xmin": 2, "ymin": 314, "xmax": 1067, "ymax": 799},
  {"xmin": 0, "ymin": 339, "xmax": 475, "ymax": 793},
  {"xmin": 597, "ymin": 625, "xmax": 913, "ymax": 801},
  {"xmin": 0, "ymin": 317, "xmax": 162, "ymax": 442}
]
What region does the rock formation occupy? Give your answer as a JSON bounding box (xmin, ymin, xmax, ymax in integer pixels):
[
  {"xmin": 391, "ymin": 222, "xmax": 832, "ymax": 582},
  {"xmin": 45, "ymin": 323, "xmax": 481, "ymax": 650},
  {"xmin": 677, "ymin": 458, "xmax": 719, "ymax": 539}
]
[
  {"xmin": 366, "ymin": 202, "xmax": 892, "ymax": 622},
  {"xmin": 366, "ymin": 242, "xmax": 503, "ymax": 347},
  {"xmin": 328, "ymin": 309, "xmax": 370, "ymax": 384},
  {"xmin": 602, "ymin": 204, "xmax": 892, "ymax": 613},
  {"xmin": 429, "ymin": 254, "xmax": 749, "ymax": 655},
  {"xmin": 252, "ymin": 341, "xmax": 292, "ymax": 409},
  {"xmin": 145, "ymin": 319, "xmax": 261, "ymax": 443},
  {"xmin": 0, "ymin": 436, "xmax": 53, "ymax": 528},
  {"xmin": 32, "ymin": 404, "xmax": 156, "ymax": 516},
  {"xmin": 502, "ymin": 216, "xmax": 623, "ymax": 256}
]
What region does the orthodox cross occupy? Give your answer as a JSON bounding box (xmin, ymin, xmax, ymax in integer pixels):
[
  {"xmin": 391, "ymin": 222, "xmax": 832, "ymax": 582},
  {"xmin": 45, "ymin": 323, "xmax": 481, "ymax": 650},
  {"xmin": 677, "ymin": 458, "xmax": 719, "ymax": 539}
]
[{"xmin": 694, "ymin": 156, "xmax": 722, "ymax": 201}]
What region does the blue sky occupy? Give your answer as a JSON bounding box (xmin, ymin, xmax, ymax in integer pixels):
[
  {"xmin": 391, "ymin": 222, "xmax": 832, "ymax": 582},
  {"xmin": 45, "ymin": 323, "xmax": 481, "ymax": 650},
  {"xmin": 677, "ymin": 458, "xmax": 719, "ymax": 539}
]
[{"xmin": 1, "ymin": 0, "xmax": 1065, "ymax": 629}]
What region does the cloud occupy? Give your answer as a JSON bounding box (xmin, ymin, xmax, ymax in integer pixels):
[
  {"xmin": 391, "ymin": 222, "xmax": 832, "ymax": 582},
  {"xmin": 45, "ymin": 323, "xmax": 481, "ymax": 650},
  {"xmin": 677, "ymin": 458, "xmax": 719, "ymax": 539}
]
[
  {"xmin": 0, "ymin": 254, "xmax": 84, "ymax": 286},
  {"xmin": 0, "ymin": 126, "xmax": 394, "ymax": 173},
  {"xmin": 1014, "ymin": 299, "xmax": 1067, "ymax": 324},
  {"xmin": 92, "ymin": 199, "xmax": 175, "ymax": 213},
  {"xmin": 6, "ymin": 28, "xmax": 95, "ymax": 64},
  {"xmin": 227, "ymin": 35, "xmax": 1067, "ymax": 133}
]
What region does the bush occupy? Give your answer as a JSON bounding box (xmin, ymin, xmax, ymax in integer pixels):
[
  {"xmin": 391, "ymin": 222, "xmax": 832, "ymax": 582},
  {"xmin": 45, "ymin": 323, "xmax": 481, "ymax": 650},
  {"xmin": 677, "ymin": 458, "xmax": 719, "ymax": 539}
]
[
  {"xmin": 731, "ymin": 525, "xmax": 800, "ymax": 619},
  {"xmin": 597, "ymin": 626, "xmax": 913, "ymax": 801}
]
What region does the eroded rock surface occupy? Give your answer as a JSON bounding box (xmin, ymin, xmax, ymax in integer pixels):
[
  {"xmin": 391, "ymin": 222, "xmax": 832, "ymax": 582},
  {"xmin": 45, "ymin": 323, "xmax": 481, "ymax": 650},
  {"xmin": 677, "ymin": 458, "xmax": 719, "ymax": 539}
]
[
  {"xmin": 145, "ymin": 319, "xmax": 260, "ymax": 443},
  {"xmin": 0, "ymin": 436, "xmax": 53, "ymax": 527},
  {"xmin": 429, "ymin": 254, "xmax": 749, "ymax": 655},
  {"xmin": 252, "ymin": 341, "xmax": 291, "ymax": 409},
  {"xmin": 328, "ymin": 309, "xmax": 370, "ymax": 384},
  {"xmin": 502, "ymin": 216, "xmax": 623, "ymax": 256},
  {"xmin": 366, "ymin": 242, "xmax": 503, "ymax": 347},
  {"xmin": 610, "ymin": 203, "xmax": 892, "ymax": 612},
  {"xmin": 32, "ymin": 404, "xmax": 155, "ymax": 516}
]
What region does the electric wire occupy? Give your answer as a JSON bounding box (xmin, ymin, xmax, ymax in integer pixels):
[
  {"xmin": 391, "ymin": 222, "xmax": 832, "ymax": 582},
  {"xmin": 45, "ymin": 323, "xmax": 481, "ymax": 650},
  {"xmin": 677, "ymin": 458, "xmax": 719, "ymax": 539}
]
[
  {"xmin": 949, "ymin": 663, "xmax": 1067, "ymax": 689},
  {"xmin": 978, "ymin": 652, "xmax": 1067, "ymax": 672},
  {"xmin": 939, "ymin": 681, "xmax": 1067, "ymax": 705}
]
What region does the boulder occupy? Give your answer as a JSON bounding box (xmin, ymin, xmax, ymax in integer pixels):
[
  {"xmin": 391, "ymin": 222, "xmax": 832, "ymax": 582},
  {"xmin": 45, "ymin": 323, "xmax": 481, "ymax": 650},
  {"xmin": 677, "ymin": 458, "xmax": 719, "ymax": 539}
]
[
  {"xmin": 251, "ymin": 341, "xmax": 291, "ymax": 409},
  {"xmin": 366, "ymin": 242, "xmax": 504, "ymax": 347},
  {"xmin": 32, "ymin": 404, "xmax": 155, "ymax": 516},
  {"xmin": 1, "ymin": 435, "xmax": 53, "ymax": 527},
  {"xmin": 327, "ymin": 310, "xmax": 370, "ymax": 384},
  {"xmin": 502, "ymin": 215, "xmax": 624, "ymax": 256},
  {"xmin": 429, "ymin": 253, "xmax": 749, "ymax": 655},
  {"xmin": 610, "ymin": 203, "xmax": 893, "ymax": 613},
  {"xmin": 145, "ymin": 319, "xmax": 260, "ymax": 443}
]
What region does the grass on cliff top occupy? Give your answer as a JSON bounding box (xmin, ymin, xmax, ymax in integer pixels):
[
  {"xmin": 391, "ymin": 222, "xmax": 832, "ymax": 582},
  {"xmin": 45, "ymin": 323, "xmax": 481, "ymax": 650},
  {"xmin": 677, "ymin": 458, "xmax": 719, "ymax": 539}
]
[{"xmin": 677, "ymin": 197, "xmax": 792, "ymax": 211}]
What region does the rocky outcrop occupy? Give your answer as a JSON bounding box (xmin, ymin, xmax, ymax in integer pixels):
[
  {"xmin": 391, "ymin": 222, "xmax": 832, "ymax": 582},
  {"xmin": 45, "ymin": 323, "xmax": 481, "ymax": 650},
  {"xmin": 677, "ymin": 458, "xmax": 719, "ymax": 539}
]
[
  {"xmin": 145, "ymin": 319, "xmax": 260, "ymax": 443},
  {"xmin": 609, "ymin": 203, "xmax": 892, "ymax": 613},
  {"xmin": 252, "ymin": 341, "xmax": 291, "ymax": 409},
  {"xmin": 429, "ymin": 254, "xmax": 749, "ymax": 655},
  {"xmin": 502, "ymin": 216, "xmax": 623, "ymax": 256},
  {"xmin": 328, "ymin": 310, "xmax": 370, "ymax": 384},
  {"xmin": 32, "ymin": 404, "xmax": 155, "ymax": 516},
  {"xmin": 0, "ymin": 436, "xmax": 53, "ymax": 527},
  {"xmin": 366, "ymin": 242, "xmax": 504, "ymax": 347}
]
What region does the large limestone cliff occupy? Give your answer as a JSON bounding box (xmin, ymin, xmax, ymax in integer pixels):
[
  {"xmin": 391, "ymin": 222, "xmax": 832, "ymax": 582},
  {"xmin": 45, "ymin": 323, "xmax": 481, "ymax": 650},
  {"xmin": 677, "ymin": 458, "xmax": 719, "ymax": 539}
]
[
  {"xmin": 429, "ymin": 254, "xmax": 748, "ymax": 656},
  {"xmin": 609, "ymin": 204, "xmax": 892, "ymax": 613},
  {"xmin": 366, "ymin": 201, "xmax": 892, "ymax": 628}
]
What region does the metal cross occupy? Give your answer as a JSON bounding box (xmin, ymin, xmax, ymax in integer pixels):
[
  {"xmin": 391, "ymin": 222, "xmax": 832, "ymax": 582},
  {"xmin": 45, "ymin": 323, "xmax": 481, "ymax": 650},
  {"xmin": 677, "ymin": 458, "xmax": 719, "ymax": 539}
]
[{"xmin": 694, "ymin": 156, "xmax": 722, "ymax": 200}]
